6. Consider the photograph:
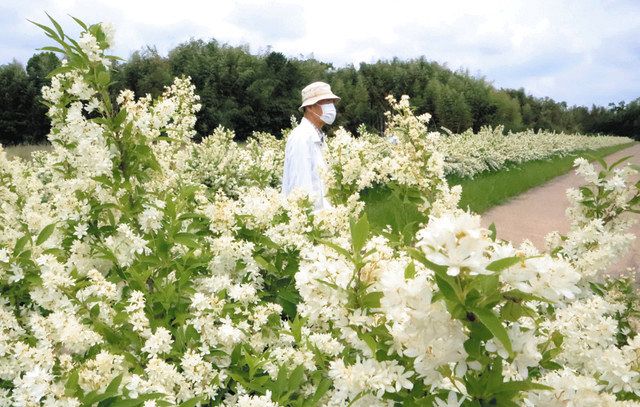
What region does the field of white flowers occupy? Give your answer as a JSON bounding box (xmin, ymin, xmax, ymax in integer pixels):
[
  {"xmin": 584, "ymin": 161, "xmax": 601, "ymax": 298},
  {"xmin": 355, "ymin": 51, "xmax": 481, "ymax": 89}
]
[
  {"xmin": 0, "ymin": 17, "xmax": 639, "ymax": 407},
  {"xmin": 438, "ymin": 127, "xmax": 631, "ymax": 179}
]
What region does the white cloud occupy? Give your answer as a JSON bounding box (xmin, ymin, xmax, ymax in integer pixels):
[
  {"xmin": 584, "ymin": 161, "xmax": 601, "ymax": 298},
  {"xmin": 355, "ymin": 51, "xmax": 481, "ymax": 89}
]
[{"xmin": 2, "ymin": 0, "xmax": 639, "ymax": 106}]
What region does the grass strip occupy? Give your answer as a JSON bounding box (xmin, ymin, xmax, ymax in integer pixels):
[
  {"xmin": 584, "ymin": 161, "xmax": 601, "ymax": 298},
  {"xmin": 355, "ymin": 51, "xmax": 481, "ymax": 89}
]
[{"xmin": 447, "ymin": 141, "xmax": 637, "ymax": 214}]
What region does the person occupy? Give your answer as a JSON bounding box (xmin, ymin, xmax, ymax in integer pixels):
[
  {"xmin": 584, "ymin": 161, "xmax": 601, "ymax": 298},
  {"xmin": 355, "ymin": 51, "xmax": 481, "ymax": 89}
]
[{"xmin": 282, "ymin": 81, "xmax": 340, "ymax": 211}]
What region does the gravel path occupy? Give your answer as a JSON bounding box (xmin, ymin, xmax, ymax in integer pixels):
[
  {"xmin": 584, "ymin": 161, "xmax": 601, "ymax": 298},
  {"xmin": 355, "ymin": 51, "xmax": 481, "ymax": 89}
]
[{"xmin": 480, "ymin": 143, "xmax": 640, "ymax": 277}]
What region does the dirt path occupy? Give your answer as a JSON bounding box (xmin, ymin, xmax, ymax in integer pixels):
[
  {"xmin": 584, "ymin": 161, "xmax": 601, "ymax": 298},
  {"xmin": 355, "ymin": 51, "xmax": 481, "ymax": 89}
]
[{"xmin": 480, "ymin": 143, "xmax": 640, "ymax": 277}]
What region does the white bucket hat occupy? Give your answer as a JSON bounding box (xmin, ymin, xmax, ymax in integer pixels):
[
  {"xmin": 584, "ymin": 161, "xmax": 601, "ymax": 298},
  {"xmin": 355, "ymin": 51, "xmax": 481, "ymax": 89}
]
[{"xmin": 299, "ymin": 81, "xmax": 340, "ymax": 111}]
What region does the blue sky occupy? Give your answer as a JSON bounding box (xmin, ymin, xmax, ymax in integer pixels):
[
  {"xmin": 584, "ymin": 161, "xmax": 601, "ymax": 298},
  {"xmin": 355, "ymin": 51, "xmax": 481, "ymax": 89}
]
[{"xmin": 2, "ymin": 0, "xmax": 639, "ymax": 107}]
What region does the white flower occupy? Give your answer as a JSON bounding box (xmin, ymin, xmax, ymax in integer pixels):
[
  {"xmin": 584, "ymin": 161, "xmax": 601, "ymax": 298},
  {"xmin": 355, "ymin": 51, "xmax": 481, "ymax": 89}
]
[
  {"xmin": 12, "ymin": 366, "xmax": 53, "ymax": 406},
  {"xmin": 78, "ymin": 32, "xmax": 102, "ymax": 63},
  {"xmin": 235, "ymin": 390, "xmax": 279, "ymax": 407},
  {"xmin": 101, "ymin": 23, "xmax": 116, "ymax": 48},
  {"xmin": 228, "ymin": 284, "xmax": 258, "ymax": 304},
  {"xmin": 69, "ymin": 76, "xmax": 95, "ymax": 100},
  {"xmin": 416, "ymin": 212, "xmax": 491, "ymax": 277},
  {"xmin": 74, "ymin": 223, "xmax": 88, "ymax": 239},
  {"xmin": 434, "ymin": 392, "xmax": 466, "ymax": 407},
  {"xmin": 142, "ymin": 327, "xmax": 173, "ymax": 357},
  {"xmin": 0, "ymin": 248, "xmax": 9, "ymax": 263},
  {"xmin": 7, "ymin": 264, "xmax": 24, "ymax": 283},
  {"xmin": 138, "ymin": 205, "xmax": 163, "ymax": 233}
]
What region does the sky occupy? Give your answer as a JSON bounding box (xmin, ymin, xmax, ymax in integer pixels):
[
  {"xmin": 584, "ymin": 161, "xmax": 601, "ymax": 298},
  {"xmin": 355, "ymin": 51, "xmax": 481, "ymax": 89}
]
[{"xmin": 1, "ymin": 0, "xmax": 639, "ymax": 107}]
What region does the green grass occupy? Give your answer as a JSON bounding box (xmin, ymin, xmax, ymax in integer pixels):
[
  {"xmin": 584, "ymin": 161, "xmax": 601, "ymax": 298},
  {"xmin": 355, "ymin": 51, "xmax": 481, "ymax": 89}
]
[{"xmin": 447, "ymin": 142, "xmax": 637, "ymax": 214}]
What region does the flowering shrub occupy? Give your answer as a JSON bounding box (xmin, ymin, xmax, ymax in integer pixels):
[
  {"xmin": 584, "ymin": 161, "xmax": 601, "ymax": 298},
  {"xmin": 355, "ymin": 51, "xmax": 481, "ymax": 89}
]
[
  {"xmin": 439, "ymin": 126, "xmax": 633, "ymax": 179},
  {"xmin": 0, "ymin": 15, "xmax": 638, "ymax": 406}
]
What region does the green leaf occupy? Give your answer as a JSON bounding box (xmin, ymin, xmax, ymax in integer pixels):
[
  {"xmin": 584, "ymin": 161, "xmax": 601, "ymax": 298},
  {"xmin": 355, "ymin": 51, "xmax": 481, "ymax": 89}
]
[
  {"xmin": 608, "ymin": 155, "xmax": 632, "ymax": 170},
  {"xmin": 108, "ymin": 399, "xmax": 145, "ymax": 407},
  {"xmin": 83, "ymin": 379, "xmax": 122, "ymax": 406},
  {"xmin": 486, "ymin": 256, "xmax": 521, "ymax": 272},
  {"xmin": 404, "ymin": 247, "xmax": 448, "ymax": 274},
  {"xmin": 288, "ymin": 365, "xmax": 305, "ymax": 392},
  {"xmin": 45, "ymin": 12, "xmax": 65, "ymax": 39},
  {"xmin": 473, "ymin": 307, "xmax": 513, "ymax": 357},
  {"xmin": 97, "ymin": 71, "xmax": 111, "ymax": 86},
  {"xmin": 361, "ymin": 291, "xmax": 383, "ymax": 308},
  {"xmin": 13, "ymin": 235, "xmax": 30, "ymax": 255},
  {"xmin": 230, "ymin": 343, "xmax": 242, "ymax": 366},
  {"xmin": 494, "ymin": 380, "xmax": 554, "ymax": 394},
  {"xmin": 551, "ymin": 330, "xmax": 564, "ymax": 347},
  {"xmin": 177, "ymin": 212, "xmax": 209, "ymax": 222},
  {"xmin": 434, "ymin": 274, "xmax": 459, "ymax": 305},
  {"xmin": 113, "ymin": 107, "xmax": 128, "ymax": 129},
  {"xmin": 69, "ymin": 15, "xmax": 88, "ymax": 30},
  {"xmin": 579, "ymin": 186, "xmax": 594, "ymax": 197},
  {"xmin": 290, "ymin": 315, "xmax": 303, "ymax": 343},
  {"xmin": 36, "ymin": 223, "xmax": 56, "ymax": 246},
  {"xmin": 242, "ymin": 375, "xmax": 270, "ymax": 393},
  {"xmin": 491, "ymin": 397, "xmax": 520, "ymax": 407},
  {"xmin": 501, "ymin": 302, "xmax": 526, "ymax": 322},
  {"xmin": 28, "ymin": 19, "xmax": 59, "ymax": 40},
  {"xmin": 350, "ymin": 214, "xmax": 369, "ymax": 254},
  {"xmin": 488, "ymin": 222, "xmax": 497, "ymax": 241},
  {"xmin": 255, "ymin": 255, "xmax": 278, "ymax": 274},
  {"xmin": 306, "ymin": 378, "xmax": 331, "ymax": 405},
  {"xmin": 404, "ymin": 261, "xmax": 416, "ymax": 279},
  {"xmin": 92, "ymin": 175, "xmax": 113, "ymax": 187},
  {"xmin": 64, "ymin": 370, "xmax": 80, "ymax": 397},
  {"xmin": 177, "ymin": 398, "xmax": 202, "ymax": 407},
  {"xmin": 38, "ymin": 46, "xmax": 66, "ymax": 53},
  {"xmin": 90, "ymin": 303, "xmax": 100, "ymax": 319},
  {"xmin": 92, "ymin": 320, "xmax": 122, "ymax": 344},
  {"xmin": 359, "ymin": 332, "xmax": 378, "ymax": 354},
  {"xmin": 274, "ymin": 365, "xmax": 289, "ymax": 398},
  {"xmin": 583, "ymin": 152, "xmax": 608, "ymax": 170},
  {"xmin": 95, "ymin": 246, "xmax": 118, "ymax": 264},
  {"xmin": 105, "ymin": 54, "xmax": 126, "ymax": 62},
  {"xmin": 589, "ymin": 281, "xmax": 606, "ymax": 295},
  {"xmin": 173, "ymin": 233, "xmax": 199, "ymax": 249},
  {"xmin": 104, "ymin": 373, "xmax": 123, "ymax": 397},
  {"xmin": 317, "ymin": 239, "xmax": 353, "ymax": 261},
  {"xmin": 464, "ymin": 337, "xmax": 483, "ymax": 360},
  {"xmin": 277, "ymin": 288, "xmax": 300, "ymax": 305}
]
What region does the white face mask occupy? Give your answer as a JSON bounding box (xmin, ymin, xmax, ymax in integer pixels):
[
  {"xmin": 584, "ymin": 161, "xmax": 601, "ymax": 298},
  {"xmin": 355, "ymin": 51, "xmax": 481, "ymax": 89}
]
[{"xmin": 314, "ymin": 103, "xmax": 336, "ymax": 125}]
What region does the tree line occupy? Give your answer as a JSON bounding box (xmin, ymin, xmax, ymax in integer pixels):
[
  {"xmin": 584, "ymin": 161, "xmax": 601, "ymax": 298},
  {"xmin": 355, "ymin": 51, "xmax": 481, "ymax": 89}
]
[{"xmin": 1, "ymin": 39, "xmax": 638, "ymax": 146}]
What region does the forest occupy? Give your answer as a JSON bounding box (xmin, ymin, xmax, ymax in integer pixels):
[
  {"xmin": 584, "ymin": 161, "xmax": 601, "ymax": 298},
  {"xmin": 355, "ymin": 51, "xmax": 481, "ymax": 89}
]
[{"xmin": 1, "ymin": 39, "xmax": 638, "ymax": 145}]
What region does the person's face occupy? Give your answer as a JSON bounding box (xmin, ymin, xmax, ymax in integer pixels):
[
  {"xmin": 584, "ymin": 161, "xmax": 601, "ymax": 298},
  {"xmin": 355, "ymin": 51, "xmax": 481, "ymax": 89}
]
[{"xmin": 309, "ymin": 99, "xmax": 337, "ymax": 116}]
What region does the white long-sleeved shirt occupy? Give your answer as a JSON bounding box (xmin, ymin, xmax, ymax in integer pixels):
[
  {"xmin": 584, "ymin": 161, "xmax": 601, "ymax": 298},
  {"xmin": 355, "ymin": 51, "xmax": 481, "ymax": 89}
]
[{"xmin": 281, "ymin": 118, "xmax": 331, "ymax": 210}]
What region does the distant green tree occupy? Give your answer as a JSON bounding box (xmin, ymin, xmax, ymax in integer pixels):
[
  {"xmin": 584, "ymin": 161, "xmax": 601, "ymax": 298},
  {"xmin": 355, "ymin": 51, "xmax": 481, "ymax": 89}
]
[
  {"xmin": 488, "ymin": 90, "xmax": 523, "ymax": 132},
  {"xmin": 0, "ymin": 61, "xmax": 36, "ymax": 145},
  {"xmin": 434, "ymin": 86, "xmax": 473, "ymax": 132},
  {"xmin": 26, "ymin": 52, "xmax": 60, "ymax": 143},
  {"xmin": 113, "ymin": 47, "xmax": 172, "ymax": 99},
  {"xmin": 330, "ymin": 66, "xmax": 371, "ymax": 133},
  {"xmin": 247, "ymin": 51, "xmax": 305, "ymax": 133},
  {"xmin": 2, "ymin": 40, "xmax": 636, "ymax": 144},
  {"xmin": 460, "ymin": 78, "xmax": 498, "ymax": 132},
  {"xmin": 588, "ymin": 99, "xmax": 640, "ymax": 139}
]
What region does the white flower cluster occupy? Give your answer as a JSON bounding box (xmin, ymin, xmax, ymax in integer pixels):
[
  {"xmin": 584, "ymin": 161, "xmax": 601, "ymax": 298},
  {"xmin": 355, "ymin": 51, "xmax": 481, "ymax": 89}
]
[
  {"xmin": 1, "ymin": 17, "xmax": 638, "ymax": 406},
  {"xmin": 187, "ymin": 128, "xmax": 285, "ymax": 198},
  {"xmin": 77, "ymin": 23, "xmax": 116, "ymax": 67},
  {"xmin": 439, "ymin": 125, "xmax": 633, "ymax": 178},
  {"xmin": 548, "ymin": 158, "xmax": 639, "ymax": 279}
]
